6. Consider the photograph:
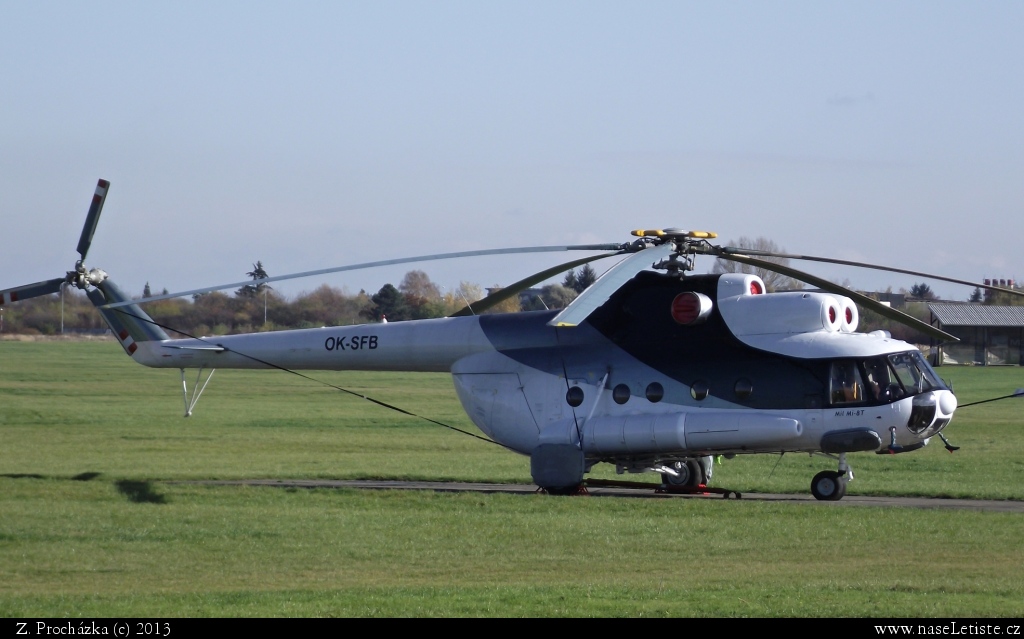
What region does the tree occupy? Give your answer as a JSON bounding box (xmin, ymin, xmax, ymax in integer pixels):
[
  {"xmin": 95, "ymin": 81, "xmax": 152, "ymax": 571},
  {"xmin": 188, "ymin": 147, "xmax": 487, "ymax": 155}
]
[
  {"xmin": 237, "ymin": 261, "xmax": 271, "ymax": 298},
  {"xmin": 481, "ymin": 285, "xmax": 522, "ymax": 314},
  {"xmin": 562, "ymin": 265, "xmax": 599, "ymax": 295},
  {"xmin": 361, "ymin": 284, "xmax": 411, "ymax": 322},
  {"xmin": 562, "ymin": 270, "xmax": 578, "ymax": 293},
  {"xmin": 711, "ymin": 237, "xmax": 803, "ymax": 292},
  {"xmin": 190, "ymin": 291, "xmax": 234, "ymax": 334},
  {"xmin": 574, "ymin": 264, "xmax": 597, "ymax": 293},
  {"xmin": 399, "ymin": 270, "xmax": 440, "ymax": 301},
  {"xmin": 142, "ymin": 282, "xmax": 152, "ymax": 298},
  {"xmin": 399, "ymin": 270, "xmax": 442, "ymax": 319},
  {"xmin": 440, "ymin": 281, "xmax": 484, "ymax": 315},
  {"xmin": 908, "ymin": 283, "xmax": 936, "ymax": 300},
  {"xmin": 969, "ymin": 287, "xmax": 983, "ymax": 303},
  {"xmin": 539, "ymin": 283, "xmax": 578, "ymax": 309},
  {"xmin": 235, "ymin": 261, "xmax": 274, "ymax": 325},
  {"xmin": 285, "ymin": 284, "xmax": 365, "ymax": 327}
]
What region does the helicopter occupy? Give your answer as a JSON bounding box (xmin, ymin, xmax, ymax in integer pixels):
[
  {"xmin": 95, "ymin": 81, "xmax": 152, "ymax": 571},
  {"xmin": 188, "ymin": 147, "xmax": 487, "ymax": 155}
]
[{"xmin": 5, "ymin": 179, "xmax": 1023, "ymax": 500}]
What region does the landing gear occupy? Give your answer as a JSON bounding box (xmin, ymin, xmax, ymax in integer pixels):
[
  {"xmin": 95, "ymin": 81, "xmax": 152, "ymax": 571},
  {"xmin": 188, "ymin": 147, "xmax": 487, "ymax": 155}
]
[
  {"xmin": 810, "ymin": 452, "xmax": 852, "ymax": 501},
  {"xmin": 810, "ymin": 470, "xmax": 846, "ymax": 501},
  {"xmin": 660, "ymin": 459, "xmax": 704, "ymax": 489},
  {"xmin": 180, "ymin": 366, "xmax": 216, "ymax": 417}
]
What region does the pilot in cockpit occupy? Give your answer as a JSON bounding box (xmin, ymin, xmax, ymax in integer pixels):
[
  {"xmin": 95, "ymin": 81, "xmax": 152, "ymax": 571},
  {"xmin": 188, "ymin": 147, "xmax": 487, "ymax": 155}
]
[{"xmin": 830, "ymin": 361, "xmax": 862, "ymax": 404}]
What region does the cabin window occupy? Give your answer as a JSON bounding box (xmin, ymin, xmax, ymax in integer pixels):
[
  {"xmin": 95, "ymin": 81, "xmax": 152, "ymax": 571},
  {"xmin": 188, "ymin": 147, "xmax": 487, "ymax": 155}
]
[
  {"xmin": 645, "ymin": 382, "xmax": 664, "ymax": 403},
  {"xmin": 734, "ymin": 378, "xmax": 753, "ymax": 400},
  {"xmin": 690, "ymin": 380, "xmax": 709, "ymax": 401},
  {"xmin": 829, "ymin": 361, "xmax": 865, "ymax": 405},
  {"xmin": 566, "ymin": 386, "xmax": 585, "ymax": 407}
]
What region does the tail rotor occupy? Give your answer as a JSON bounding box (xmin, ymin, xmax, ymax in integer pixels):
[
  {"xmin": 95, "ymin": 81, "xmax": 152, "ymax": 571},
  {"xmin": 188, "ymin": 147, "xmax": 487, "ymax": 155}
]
[{"xmin": 1, "ymin": 179, "xmax": 112, "ymax": 304}]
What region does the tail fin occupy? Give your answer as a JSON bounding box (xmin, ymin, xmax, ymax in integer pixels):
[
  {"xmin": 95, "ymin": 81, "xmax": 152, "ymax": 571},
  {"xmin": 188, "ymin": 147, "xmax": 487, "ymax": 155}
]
[{"xmin": 87, "ymin": 280, "xmax": 168, "ymax": 355}]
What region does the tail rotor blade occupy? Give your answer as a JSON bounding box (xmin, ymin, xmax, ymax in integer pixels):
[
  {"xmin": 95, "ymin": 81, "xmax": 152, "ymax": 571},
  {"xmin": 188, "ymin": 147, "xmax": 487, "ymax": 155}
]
[
  {"xmin": 1, "ymin": 278, "xmax": 65, "ymax": 304},
  {"xmin": 76, "ymin": 179, "xmax": 110, "ymax": 261}
]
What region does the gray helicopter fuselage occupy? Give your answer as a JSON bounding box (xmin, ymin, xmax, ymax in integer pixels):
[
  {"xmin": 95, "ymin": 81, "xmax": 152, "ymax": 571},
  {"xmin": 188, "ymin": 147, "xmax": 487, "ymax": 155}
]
[{"xmin": 132, "ymin": 272, "xmax": 955, "ymax": 462}]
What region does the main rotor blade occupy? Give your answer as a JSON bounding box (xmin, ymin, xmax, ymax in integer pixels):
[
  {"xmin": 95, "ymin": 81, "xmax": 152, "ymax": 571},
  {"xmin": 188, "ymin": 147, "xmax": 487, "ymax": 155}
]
[
  {"xmin": 721, "ymin": 252, "xmax": 959, "ymax": 342},
  {"xmin": 77, "ymin": 179, "xmax": 110, "ymax": 261},
  {"xmin": 1, "ymin": 278, "xmax": 65, "ymax": 304},
  {"xmin": 449, "ymin": 252, "xmax": 623, "ymax": 317},
  {"xmin": 718, "ymin": 246, "xmax": 1024, "ymax": 299},
  {"xmin": 105, "ymin": 243, "xmax": 627, "ymax": 308},
  {"xmin": 548, "ymin": 243, "xmax": 675, "ymax": 327}
]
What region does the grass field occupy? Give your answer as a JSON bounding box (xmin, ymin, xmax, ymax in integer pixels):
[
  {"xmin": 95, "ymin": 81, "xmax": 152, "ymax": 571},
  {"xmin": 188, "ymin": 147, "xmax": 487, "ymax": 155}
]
[{"xmin": 2, "ymin": 339, "xmax": 1023, "ymax": 617}]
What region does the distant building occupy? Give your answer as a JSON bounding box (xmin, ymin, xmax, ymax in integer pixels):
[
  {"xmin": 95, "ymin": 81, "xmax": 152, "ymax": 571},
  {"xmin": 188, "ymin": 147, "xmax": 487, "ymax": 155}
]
[
  {"xmin": 928, "ymin": 303, "xmax": 1024, "ymax": 366},
  {"xmin": 870, "ymin": 292, "xmax": 906, "ymax": 308}
]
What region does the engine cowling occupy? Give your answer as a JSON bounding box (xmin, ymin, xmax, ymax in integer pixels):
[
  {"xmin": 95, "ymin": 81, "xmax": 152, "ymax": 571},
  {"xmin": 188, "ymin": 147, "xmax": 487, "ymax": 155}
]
[{"xmin": 719, "ymin": 290, "xmax": 851, "ymax": 336}]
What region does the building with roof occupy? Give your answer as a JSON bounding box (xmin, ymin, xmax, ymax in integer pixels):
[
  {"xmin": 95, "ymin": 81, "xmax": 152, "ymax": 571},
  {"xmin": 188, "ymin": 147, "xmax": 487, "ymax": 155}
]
[{"xmin": 928, "ymin": 303, "xmax": 1024, "ymax": 366}]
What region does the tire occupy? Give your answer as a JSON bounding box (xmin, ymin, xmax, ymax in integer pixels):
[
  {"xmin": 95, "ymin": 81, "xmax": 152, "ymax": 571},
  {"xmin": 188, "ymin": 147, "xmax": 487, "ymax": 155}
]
[
  {"xmin": 811, "ymin": 470, "xmax": 846, "ymax": 501},
  {"xmin": 662, "ymin": 459, "xmax": 704, "ymax": 489}
]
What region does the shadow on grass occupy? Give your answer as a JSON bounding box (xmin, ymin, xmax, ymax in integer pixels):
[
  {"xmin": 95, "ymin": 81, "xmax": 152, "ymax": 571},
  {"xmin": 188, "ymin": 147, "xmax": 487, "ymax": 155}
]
[
  {"xmin": 115, "ymin": 480, "xmax": 168, "ymax": 504},
  {"xmin": 1, "ymin": 472, "xmax": 103, "ymax": 481}
]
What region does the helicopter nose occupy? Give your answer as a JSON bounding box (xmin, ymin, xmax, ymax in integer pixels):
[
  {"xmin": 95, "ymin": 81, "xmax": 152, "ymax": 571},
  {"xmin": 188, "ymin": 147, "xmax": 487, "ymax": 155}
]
[
  {"xmin": 908, "ymin": 390, "xmax": 956, "ymax": 438},
  {"xmin": 938, "ymin": 389, "xmax": 958, "ymax": 415}
]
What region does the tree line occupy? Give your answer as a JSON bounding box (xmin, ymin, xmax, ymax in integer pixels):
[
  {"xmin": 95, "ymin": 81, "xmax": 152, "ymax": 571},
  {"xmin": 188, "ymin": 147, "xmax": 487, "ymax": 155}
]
[
  {"xmin": 4, "ymin": 240, "xmax": 1018, "ymax": 341},
  {"xmin": 1, "ymin": 266, "xmax": 598, "ymax": 337}
]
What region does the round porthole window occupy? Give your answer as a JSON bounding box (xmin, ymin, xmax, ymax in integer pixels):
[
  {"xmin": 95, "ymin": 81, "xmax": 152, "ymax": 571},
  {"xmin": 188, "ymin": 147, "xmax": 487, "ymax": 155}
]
[
  {"xmin": 645, "ymin": 382, "xmax": 664, "ymax": 403},
  {"xmin": 691, "ymin": 380, "xmax": 709, "ymax": 401},
  {"xmin": 612, "ymin": 384, "xmax": 631, "ymax": 405},
  {"xmin": 566, "ymin": 386, "xmax": 585, "ymax": 407}
]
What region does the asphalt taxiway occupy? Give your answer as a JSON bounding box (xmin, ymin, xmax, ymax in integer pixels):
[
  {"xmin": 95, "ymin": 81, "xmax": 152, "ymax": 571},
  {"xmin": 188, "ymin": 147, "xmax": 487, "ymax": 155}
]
[{"xmin": 180, "ymin": 479, "xmax": 1024, "ymax": 513}]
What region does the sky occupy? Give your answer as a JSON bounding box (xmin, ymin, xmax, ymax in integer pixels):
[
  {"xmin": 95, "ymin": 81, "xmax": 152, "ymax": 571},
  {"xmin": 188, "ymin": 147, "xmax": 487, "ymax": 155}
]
[{"xmin": 3, "ymin": 1, "xmax": 1022, "ymax": 305}]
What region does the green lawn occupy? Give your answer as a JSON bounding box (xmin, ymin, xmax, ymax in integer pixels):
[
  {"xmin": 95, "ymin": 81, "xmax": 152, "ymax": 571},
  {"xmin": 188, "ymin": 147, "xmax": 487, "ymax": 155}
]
[{"xmin": 1, "ymin": 339, "xmax": 1022, "ymax": 617}]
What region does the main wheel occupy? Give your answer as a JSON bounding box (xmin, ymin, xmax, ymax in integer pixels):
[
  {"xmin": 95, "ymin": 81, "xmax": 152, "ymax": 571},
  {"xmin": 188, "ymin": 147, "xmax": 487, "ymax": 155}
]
[
  {"xmin": 810, "ymin": 470, "xmax": 846, "ymax": 501},
  {"xmin": 661, "ymin": 459, "xmax": 704, "ymax": 489}
]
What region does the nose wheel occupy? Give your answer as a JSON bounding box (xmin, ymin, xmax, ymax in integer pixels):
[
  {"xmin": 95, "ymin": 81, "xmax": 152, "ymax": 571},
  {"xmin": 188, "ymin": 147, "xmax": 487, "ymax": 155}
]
[
  {"xmin": 811, "ymin": 453, "xmax": 851, "ymax": 501},
  {"xmin": 811, "ymin": 470, "xmax": 846, "ymax": 500}
]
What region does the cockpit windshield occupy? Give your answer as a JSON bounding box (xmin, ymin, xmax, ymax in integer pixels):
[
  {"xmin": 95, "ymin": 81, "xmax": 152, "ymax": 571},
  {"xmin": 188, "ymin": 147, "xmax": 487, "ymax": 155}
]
[
  {"xmin": 888, "ymin": 351, "xmax": 944, "ymax": 395},
  {"xmin": 829, "ymin": 351, "xmax": 946, "ymax": 406}
]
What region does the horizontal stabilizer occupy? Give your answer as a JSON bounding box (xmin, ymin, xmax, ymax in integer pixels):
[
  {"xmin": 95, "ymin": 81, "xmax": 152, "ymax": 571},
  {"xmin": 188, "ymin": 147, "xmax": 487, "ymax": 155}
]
[{"xmin": 160, "ymin": 344, "xmax": 227, "ymax": 353}]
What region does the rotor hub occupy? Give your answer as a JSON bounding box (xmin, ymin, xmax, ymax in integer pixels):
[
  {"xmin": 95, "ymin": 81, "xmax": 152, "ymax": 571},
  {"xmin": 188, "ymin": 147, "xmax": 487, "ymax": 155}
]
[
  {"xmin": 66, "ymin": 263, "xmax": 107, "ymax": 290},
  {"xmin": 631, "ymin": 228, "xmax": 719, "ymax": 276}
]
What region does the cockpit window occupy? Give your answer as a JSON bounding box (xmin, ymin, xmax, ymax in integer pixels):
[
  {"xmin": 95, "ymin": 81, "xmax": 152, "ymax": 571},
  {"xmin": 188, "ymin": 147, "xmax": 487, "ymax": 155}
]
[
  {"xmin": 888, "ymin": 351, "xmax": 942, "ymax": 395},
  {"xmin": 861, "ymin": 357, "xmax": 899, "ymax": 402},
  {"xmin": 830, "ymin": 361, "xmax": 865, "ymax": 405},
  {"xmin": 829, "ymin": 352, "xmax": 945, "ymax": 406}
]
